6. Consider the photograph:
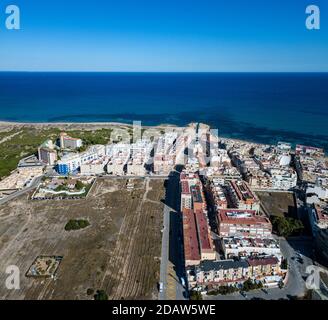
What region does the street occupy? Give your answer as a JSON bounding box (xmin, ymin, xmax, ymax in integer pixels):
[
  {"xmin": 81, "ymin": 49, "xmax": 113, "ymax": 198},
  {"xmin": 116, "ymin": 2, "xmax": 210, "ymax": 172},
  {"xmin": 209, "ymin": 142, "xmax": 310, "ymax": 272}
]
[
  {"xmin": 205, "ymin": 237, "xmax": 314, "ymax": 300},
  {"xmin": 159, "ymin": 170, "xmax": 186, "ymax": 300},
  {"xmin": 0, "ymin": 176, "xmax": 42, "ymax": 205}
]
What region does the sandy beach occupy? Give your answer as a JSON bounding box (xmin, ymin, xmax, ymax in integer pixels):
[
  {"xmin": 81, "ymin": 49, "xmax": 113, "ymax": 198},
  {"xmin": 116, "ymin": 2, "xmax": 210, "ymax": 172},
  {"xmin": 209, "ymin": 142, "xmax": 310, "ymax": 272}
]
[{"xmin": 0, "ymin": 121, "xmax": 181, "ymax": 132}]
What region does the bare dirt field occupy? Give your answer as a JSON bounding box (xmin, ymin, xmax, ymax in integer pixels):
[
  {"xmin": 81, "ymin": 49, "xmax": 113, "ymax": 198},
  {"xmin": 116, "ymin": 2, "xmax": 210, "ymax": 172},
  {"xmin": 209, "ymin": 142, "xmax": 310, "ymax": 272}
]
[
  {"xmin": 0, "ymin": 178, "xmax": 164, "ymax": 300},
  {"xmin": 256, "ymin": 191, "xmax": 297, "ymax": 218}
]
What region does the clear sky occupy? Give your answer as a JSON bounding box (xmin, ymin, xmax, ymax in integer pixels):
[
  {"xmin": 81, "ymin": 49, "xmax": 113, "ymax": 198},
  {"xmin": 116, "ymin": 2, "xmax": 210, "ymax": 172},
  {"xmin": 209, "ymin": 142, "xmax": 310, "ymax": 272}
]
[{"xmin": 0, "ymin": 0, "xmax": 327, "ymax": 71}]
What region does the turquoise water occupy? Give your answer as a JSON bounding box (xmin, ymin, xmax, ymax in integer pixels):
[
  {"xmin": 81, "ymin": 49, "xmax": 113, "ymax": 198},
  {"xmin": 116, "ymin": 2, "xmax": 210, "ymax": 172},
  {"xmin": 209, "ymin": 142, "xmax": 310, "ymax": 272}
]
[{"xmin": 0, "ymin": 72, "xmax": 327, "ymax": 149}]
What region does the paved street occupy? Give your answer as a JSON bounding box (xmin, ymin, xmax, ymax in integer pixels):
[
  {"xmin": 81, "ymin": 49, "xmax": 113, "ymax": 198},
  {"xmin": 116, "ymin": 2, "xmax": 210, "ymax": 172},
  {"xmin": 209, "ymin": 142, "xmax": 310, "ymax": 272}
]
[
  {"xmin": 159, "ymin": 202, "xmax": 171, "ymax": 300},
  {"xmin": 0, "ymin": 176, "xmax": 42, "ymax": 205},
  {"xmin": 205, "ymin": 237, "xmax": 314, "ymax": 300},
  {"xmin": 159, "ymin": 170, "xmax": 186, "ymax": 300}
]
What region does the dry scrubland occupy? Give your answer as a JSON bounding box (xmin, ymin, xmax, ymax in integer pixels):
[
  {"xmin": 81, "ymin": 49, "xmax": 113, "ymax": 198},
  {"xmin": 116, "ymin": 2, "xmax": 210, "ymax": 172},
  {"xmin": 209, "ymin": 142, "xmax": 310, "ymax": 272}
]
[{"xmin": 0, "ymin": 178, "xmax": 165, "ymax": 300}]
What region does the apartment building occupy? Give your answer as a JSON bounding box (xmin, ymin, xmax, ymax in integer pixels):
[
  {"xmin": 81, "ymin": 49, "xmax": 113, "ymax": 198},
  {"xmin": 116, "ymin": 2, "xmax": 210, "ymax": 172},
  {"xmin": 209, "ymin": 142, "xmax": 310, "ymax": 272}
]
[
  {"xmin": 181, "ymin": 171, "xmax": 216, "ymax": 265},
  {"xmin": 59, "ymin": 132, "xmax": 83, "ymax": 149},
  {"xmin": 188, "ymin": 259, "xmax": 249, "ymax": 287},
  {"xmin": 217, "ymin": 209, "xmax": 272, "ymax": 238},
  {"xmin": 38, "ymin": 147, "xmax": 58, "ymax": 166},
  {"xmin": 183, "ymin": 208, "xmax": 201, "ymax": 266},
  {"xmin": 57, "ymin": 145, "xmax": 105, "ymax": 174},
  {"xmin": 221, "ymin": 237, "xmax": 281, "ymax": 259},
  {"xmin": 227, "ymin": 180, "xmax": 260, "ymax": 212},
  {"xmin": 153, "ymin": 132, "xmax": 178, "ymax": 175},
  {"xmin": 208, "ymin": 178, "xmax": 228, "ymax": 210},
  {"xmin": 187, "ymin": 255, "xmax": 282, "ymax": 288}
]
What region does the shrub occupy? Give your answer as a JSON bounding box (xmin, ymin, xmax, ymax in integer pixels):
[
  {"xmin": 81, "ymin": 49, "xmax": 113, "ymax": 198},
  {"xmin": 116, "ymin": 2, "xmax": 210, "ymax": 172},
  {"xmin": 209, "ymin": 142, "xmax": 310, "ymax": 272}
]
[
  {"xmin": 190, "ymin": 291, "xmax": 203, "ymax": 300},
  {"xmin": 87, "ymin": 288, "xmax": 94, "ymax": 296},
  {"xmin": 94, "ymin": 290, "xmax": 108, "ymax": 300},
  {"xmin": 65, "ymin": 219, "xmax": 90, "ymax": 231},
  {"xmin": 270, "ymin": 216, "xmax": 304, "ymax": 237}
]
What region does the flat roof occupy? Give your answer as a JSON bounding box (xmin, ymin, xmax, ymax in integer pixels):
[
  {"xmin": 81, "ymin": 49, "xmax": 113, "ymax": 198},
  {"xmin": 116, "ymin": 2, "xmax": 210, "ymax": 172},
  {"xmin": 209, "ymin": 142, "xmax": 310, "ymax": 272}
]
[
  {"xmin": 182, "ymin": 209, "xmax": 200, "ymax": 262},
  {"xmin": 230, "ymin": 180, "xmax": 258, "ymax": 202},
  {"xmin": 247, "ymin": 256, "xmax": 279, "ymax": 267},
  {"xmin": 194, "ymin": 210, "xmax": 212, "ymax": 251},
  {"xmin": 191, "ymin": 185, "xmax": 203, "ymax": 203},
  {"xmin": 218, "ymin": 209, "xmax": 271, "ymax": 226},
  {"xmin": 199, "ymin": 259, "xmax": 249, "ymax": 272},
  {"xmin": 315, "ymin": 205, "xmax": 328, "ymax": 222},
  {"xmin": 181, "ymin": 180, "xmax": 190, "ymax": 194}
]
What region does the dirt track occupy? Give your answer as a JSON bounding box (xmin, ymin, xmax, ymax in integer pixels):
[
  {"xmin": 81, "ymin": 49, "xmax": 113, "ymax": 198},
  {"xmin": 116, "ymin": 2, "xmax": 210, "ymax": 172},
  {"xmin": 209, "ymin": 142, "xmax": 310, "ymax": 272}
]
[{"xmin": 0, "ymin": 178, "xmax": 164, "ymax": 300}]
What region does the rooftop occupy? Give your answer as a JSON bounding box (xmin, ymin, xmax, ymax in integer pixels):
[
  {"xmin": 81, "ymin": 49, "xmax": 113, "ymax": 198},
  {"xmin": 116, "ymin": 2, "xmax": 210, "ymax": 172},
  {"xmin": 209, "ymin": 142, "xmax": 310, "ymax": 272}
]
[
  {"xmin": 194, "ymin": 210, "xmax": 212, "ymax": 251},
  {"xmin": 182, "ymin": 209, "xmax": 200, "ymax": 262},
  {"xmin": 230, "ymin": 180, "xmax": 258, "ymax": 203},
  {"xmin": 218, "ymin": 209, "xmax": 271, "ymax": 226},
  {"xmin": 247, "ymin": 256, "xmax": 279, "ymax": 267},
  {"xmin": 198, "ymin": 259, "xmax": 249, "ymax": 272}
]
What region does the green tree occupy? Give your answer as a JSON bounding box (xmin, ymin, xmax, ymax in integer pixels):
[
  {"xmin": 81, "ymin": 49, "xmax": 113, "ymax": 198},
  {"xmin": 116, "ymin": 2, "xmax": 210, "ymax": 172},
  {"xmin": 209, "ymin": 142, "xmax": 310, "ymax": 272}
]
[
  {"xmin": 94, "ymin": 290, "xmax": 108, "ymax": 300},
  {"xmin": 281, "ymin": 258, "xmax": 288, "ymax": 270},
  {"xmin": 65, "ymin": 219, "xmax": 90, "ymax": 231},
  {"xmin": 242, "ymin": 279, "xmax": 263, "ymax": 292},
  {"xmin": 271, "ymin": 216, "xmax": 304, "ymax": 237},
  {"xmin": 190, "ymin": 290, "xmax": 203, "ymax": 300},
  {"xmin": 75, "ymin": 180, "xmax": 84, "ymax": 190}
]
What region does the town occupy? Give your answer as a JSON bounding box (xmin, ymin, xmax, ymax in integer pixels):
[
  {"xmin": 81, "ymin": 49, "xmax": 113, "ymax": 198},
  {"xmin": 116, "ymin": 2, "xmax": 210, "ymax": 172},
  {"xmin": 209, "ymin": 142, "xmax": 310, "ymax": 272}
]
[{"xmin": 0, "ymin": 122, "xmax": 327, "ymax": 300}]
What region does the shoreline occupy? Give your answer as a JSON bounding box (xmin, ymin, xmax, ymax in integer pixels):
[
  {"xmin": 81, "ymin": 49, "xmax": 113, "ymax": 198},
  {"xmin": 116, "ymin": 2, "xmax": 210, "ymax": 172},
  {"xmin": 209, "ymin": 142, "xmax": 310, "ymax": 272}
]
[
  {"xmin": 0, "ymin": 120, "xmax": 266, "ymax": 147},
  {"xmin": 0, "ymin": 120, "xmax": 327, "ymax": 155},
  {"xmin": 0, "ymin": 120, "xmax": 182, "ymax": 131}
]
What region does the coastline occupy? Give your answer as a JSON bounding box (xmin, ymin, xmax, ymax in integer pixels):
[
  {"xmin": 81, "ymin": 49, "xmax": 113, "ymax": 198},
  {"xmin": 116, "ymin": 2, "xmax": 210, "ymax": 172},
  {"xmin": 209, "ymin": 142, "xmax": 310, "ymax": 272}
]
[
  {"xmin": 0, "ymin": 120, "xmax": 182, "ymax": 131},
  {"xmin": 0, "ymin": 120, "xmax": 327, "ymax": 156},
  {"xmin": 0, "ymin": 120, "xmax": 279, "ymax": 150}
]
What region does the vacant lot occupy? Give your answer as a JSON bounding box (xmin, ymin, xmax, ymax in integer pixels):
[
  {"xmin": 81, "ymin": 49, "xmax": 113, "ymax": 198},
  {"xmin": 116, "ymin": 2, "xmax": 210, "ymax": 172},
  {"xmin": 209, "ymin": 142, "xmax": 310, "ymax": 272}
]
[
  {"xmin": 256, "ymin": 191, "xmax": 297, "ymax": 219},
  {"xmin": 0, "ymin": 178, "xmax": 164, "ymax": 300}
]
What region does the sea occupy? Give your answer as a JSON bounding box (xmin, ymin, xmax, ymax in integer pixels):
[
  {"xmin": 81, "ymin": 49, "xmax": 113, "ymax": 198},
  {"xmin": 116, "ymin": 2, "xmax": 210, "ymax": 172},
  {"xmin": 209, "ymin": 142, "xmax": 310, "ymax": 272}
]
[{"xmin": 0, "ymin": 72, "xmax": 327, "ymax": 150}]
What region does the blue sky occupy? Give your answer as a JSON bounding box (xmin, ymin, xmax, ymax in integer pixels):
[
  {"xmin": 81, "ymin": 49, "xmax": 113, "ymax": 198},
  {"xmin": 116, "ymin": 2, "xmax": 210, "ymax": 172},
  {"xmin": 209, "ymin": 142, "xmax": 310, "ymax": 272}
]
[{"xmin": 0, "ymin": 0, "xmax": 327, "ymax": 71}]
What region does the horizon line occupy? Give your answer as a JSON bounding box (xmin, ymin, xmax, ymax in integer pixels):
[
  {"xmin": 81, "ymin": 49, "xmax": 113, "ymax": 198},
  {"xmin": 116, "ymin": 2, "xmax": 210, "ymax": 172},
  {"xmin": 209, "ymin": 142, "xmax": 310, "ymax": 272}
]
[{"xmin": 1, "ymin": 71, "xmax": 328, "ymax": 74}]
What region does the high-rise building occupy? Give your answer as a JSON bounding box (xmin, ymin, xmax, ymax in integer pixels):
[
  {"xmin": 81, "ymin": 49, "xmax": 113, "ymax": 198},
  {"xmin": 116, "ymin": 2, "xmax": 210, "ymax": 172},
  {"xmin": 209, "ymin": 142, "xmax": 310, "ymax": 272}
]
[{"xmin": 38, "ymin": 147, "xmax": 57, "ymax": 165}]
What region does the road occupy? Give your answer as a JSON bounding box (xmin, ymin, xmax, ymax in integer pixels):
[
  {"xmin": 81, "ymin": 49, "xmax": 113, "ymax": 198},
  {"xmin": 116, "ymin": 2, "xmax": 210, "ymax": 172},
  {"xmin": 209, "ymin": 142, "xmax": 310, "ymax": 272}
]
[
  {"xmin": 159, "ymin": 203, "xmax": 171, "ymax": 300},
  {"xmin": 205, "ymin": 237, "xmax": 314, "ymax": 300},
  {"xmin": 46, "ymin": 171, "xmax": 171, "ymax": 180},
  {"xmin": 0, "ymin": 176, "xmax": 42, "ymax": 205},
  {"xmin": 159, "ymin": 171, "xmax": 186, "ymax": 300}
]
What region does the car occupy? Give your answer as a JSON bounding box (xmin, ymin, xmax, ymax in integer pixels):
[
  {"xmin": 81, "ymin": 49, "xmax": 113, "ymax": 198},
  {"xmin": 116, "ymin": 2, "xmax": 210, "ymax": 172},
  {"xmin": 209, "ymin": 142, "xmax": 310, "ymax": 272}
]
[
  {"xmin": 158, "ymin": 282, "xmax": 164, "ymax": 293},
  {"xmin": 180, "ymin": 277, "xmax": 186, "ymax": 287}
]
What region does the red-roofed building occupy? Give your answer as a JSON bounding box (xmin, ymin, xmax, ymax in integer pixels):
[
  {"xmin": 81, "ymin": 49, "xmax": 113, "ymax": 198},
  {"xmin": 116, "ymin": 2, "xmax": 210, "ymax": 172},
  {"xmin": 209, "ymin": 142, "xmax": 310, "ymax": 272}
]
[
  {"xmin": 195, "ymin": 210, "xmax": 216, "ymax": 260},
  {"xmin": 183, "ymin": 209, "xmax": 201, "ymax": 266},
  {"xmin": 217, "ymin": 209, "xmax": 272, "ymax": 238},
  {"xmin": 247, "ymin": 256, "xmax": 281, "ymax": 279},
  {"xmin": 181, "ymin": 180, "xmax": 192, "ymax": 210},
  {"xmin": 228, "ymin": 180, "xmax": 260, "ymax": 212}
]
